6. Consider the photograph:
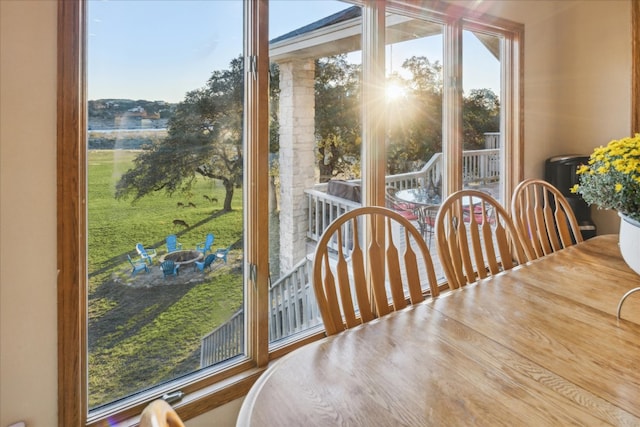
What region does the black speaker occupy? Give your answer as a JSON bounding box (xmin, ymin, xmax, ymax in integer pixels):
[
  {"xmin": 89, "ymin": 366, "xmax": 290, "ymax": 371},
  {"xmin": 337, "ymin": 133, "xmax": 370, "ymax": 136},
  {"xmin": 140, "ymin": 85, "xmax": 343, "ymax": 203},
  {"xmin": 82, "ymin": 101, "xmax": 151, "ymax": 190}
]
[
  {"xmin": 565, "ymin": 197, "xmax": 590, "ymax": 222},
  {"xmin": 544, "ymin": 155, "xmax": 596, "ymax": 240},
  {"xmin": 544, "ymin": 155, "xmax": 589, "ymax": 195}
]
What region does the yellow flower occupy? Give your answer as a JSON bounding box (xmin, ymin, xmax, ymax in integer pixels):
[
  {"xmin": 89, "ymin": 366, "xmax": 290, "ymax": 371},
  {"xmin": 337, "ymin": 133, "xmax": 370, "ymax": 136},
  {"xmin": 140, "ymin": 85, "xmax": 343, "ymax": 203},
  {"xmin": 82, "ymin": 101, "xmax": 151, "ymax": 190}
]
[{"xmin": 576, "ymin": 134, "xmax": 640, "ymax": 222}]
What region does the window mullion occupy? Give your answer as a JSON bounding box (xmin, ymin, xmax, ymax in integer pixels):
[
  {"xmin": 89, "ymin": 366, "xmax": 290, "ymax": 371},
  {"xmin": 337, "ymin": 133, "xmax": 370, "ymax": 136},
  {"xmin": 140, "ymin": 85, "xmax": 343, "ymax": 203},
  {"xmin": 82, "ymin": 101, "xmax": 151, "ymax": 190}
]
[
  {"xmin": 360, "ymin": 1, "xmax": 387, "ymax": 312},
  {"xmin": 361, "ymin": 0, "xmax": 387, "ymax": 208},
  {"xmin": 442, "ymin": 18, "xmax": 463, "ymax": 196},
  {"xmin": 244, "ymin": 0, "xmax": 270, "ymax": 367},
  {"xmin": 500, "ymin": 27, "xmax": 524, "ymax": 198}
]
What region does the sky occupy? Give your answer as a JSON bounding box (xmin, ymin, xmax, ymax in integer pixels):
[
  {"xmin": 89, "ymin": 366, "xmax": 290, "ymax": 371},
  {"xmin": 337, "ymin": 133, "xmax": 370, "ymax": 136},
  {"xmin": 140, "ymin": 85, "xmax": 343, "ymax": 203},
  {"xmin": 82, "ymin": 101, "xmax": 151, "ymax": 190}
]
[{"xmin": 88, "ymin": 0, "xmax": 498, "ymax": 103}]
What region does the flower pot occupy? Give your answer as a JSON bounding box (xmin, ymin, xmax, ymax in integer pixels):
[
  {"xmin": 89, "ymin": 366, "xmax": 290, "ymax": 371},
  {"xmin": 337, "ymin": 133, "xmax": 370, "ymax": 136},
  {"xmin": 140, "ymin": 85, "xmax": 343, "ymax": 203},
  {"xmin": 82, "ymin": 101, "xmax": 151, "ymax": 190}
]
[{"xmin": 619, "ymin": 212, "xmax": 640, "ymax": 276}]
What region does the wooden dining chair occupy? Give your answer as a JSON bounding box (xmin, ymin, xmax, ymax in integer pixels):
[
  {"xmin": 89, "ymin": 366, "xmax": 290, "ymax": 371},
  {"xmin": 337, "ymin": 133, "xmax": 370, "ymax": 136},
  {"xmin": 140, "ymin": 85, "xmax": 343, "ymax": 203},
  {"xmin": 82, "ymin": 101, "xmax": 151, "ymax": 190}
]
[
  {"xmin": 435, "ymin": 189, "xmax": 530, "ymax": 289},
  {"xmin": 313, "ymin": 206, "xmax": 440, "ymax": 336},
  {"xmin": 139, "ymin": 399, "xmax": 185, "ymax": 427},
  {"xmin": 511, "ymin": 179, "xmax": 584, "ymax": 260}
]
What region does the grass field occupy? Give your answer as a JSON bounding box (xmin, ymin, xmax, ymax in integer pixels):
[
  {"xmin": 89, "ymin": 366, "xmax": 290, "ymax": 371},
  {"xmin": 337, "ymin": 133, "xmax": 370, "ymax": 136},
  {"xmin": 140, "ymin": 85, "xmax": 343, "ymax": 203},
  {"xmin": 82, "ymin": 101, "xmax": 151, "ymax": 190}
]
[{"xmin": 87, "ymin": 150, "xmax": 244, "ymax": 408}]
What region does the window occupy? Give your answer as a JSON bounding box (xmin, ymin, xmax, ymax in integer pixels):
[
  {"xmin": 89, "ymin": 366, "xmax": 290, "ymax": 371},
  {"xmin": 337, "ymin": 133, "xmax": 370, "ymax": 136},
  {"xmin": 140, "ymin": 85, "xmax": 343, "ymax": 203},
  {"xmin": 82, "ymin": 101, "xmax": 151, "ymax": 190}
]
[
  {"xmin": 58, "ymin": 1, "xmax": 522, "ymax": 424},
  {"xmin": 267, "ymin": 2, "xmax": 363, "ymax": 347},
  {"xmin": 384, "ymin": 10, "xmax": 445, "ymax": 285},
  {"xmin": 85, "ymin": 1, "xmax": 246, "ymax": 411}
]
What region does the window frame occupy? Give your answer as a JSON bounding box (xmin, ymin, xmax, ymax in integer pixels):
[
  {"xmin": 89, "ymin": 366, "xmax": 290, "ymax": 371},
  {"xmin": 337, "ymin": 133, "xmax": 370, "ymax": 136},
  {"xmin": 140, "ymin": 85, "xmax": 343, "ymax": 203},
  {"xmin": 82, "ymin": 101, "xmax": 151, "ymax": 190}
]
[
  {"xmin": 634, "ymin": 0, "xmax": 639, "ymax": 135},
  {"xmin": 381, "ymin": 0, "xmax": 525, "ymax": 201},
  {"xmin": 57, "ymin": 1, "xmax": 524, "ymax": 425},
  {"xmin": 57, "ymin": 1, "xmax": 267, "ymax": 425}
]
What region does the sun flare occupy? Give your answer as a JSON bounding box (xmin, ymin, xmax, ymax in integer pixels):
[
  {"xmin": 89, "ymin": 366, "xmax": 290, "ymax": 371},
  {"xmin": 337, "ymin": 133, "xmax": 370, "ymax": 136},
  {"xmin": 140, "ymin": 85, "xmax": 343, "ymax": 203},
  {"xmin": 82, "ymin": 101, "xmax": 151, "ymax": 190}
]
[{"xmin": 385, "ymin": 82, "xmax": 406, "ymax": 102}]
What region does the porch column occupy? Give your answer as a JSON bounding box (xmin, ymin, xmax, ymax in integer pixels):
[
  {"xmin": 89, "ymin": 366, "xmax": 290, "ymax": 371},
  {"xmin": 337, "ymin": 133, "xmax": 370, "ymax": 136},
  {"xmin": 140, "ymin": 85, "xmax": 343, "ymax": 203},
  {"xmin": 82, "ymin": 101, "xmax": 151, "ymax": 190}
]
[{"xmin": 278, "ymin": 59, "xmax": 316, "ymax": 273}]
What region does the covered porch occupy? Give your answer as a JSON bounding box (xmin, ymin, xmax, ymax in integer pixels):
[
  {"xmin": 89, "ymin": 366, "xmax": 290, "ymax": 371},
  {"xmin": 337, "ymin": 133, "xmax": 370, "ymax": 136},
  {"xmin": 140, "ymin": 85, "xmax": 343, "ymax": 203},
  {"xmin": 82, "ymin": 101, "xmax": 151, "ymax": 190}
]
[{"xmin": 201, "ymin": 139, "xmax": 501, "ymax": 365}]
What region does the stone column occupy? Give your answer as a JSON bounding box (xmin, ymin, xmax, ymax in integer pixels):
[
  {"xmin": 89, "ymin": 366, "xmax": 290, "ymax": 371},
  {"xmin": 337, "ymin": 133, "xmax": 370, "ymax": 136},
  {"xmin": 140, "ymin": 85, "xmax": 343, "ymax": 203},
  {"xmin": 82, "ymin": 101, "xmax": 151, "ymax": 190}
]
[{"xmin": 278, "ymin": 59, "xmax": 316, "ymax": 273}]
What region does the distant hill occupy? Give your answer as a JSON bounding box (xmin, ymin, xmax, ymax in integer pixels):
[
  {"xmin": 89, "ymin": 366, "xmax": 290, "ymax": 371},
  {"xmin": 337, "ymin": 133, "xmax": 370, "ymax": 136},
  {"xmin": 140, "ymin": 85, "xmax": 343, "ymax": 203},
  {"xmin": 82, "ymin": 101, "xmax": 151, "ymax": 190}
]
[{"xmin": 88, "ymin": 99, "xmax": 177, "ymax": 130}]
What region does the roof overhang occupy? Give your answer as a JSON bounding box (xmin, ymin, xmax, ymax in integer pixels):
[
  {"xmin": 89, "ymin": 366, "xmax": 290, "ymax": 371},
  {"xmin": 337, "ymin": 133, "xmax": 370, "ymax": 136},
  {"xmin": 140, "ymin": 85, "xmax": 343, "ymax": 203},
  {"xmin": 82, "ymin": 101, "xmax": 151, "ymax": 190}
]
[{"xmin": 269, "ymin": 7, "xmax": 499, "ymax": 63}]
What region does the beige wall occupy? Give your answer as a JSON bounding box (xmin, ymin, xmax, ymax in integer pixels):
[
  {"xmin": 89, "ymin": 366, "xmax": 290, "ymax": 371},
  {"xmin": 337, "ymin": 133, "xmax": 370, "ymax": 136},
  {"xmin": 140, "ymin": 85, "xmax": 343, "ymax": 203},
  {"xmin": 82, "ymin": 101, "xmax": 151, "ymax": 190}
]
[
  {"xmin": 469, "ymin": 0, "xmax": 630, "ymax": 233},
  {"xmin": 0, "ymin": 1, "xmax": 631, "ymax": 425},
  {"xmin": 1, "ymin": 1, "xmax": 59, "ymax": 426}
]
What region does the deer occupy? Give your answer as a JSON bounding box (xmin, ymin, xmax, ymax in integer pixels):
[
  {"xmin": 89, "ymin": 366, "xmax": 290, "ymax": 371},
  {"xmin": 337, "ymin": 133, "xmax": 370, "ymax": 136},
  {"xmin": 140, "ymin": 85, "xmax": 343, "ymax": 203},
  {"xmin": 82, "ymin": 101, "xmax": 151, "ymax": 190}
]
[
  {"xmin": 188, "ymin": 202, "xmax": 197, "ymax": 208},
  {"xmin": 203, "ymin": 195, "xmax": 219, "ymax": 204},
  {"xmin": 173, "ymin": 219, "xmax": 189, "ymax": 228},
  {"xmin": 177, "ymin": 202, "xmax": 184, "ymax": 208}
]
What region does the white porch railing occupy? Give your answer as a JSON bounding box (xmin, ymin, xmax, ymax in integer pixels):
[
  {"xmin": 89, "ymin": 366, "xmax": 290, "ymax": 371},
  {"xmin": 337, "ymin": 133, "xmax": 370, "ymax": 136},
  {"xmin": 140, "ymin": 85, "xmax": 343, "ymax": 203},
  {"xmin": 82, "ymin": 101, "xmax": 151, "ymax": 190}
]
[
  {"xmin": 200, "ymin": 257, "xmax": 320, "ymax": 367},
  {"xmin": 306, "ymin": 189, "xmax": 361, "ymax": 243},
  {"xmin": 306, "ymin": 148, "xmax": 499, "ymax": 241},
  {"xmin": 268, "ymin": 256, "xmax": 321, "ymax": 341},
  {"xmin": 384, "ymin": 152, "xmax": 443, "ymax": 190},
  {"xmin": 463, "ymin": 148, "xmax": 500, "ymax": 183},
  {"xmin": 484, "ymin": 132, "xmax": 500, "ymax": 149},
  {"xmin": 200, "ymin": 308, "xmax": 244, "ymax": 368}
]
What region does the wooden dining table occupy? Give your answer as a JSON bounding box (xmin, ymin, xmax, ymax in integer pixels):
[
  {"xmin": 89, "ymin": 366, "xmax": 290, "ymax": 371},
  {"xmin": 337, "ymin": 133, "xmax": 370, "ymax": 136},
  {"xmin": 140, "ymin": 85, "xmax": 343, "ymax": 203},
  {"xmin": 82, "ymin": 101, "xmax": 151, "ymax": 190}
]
[{"xmin": 237, "ymin": 235, "xmax": 640, "ymax": 426}]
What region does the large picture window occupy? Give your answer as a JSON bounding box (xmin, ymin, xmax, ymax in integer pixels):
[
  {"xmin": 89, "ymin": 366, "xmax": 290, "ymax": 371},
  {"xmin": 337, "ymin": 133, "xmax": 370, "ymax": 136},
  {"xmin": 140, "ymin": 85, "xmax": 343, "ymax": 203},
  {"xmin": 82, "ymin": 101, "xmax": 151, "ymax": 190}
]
[
  {"xmin": 58, "ymin": 1, "xmax": 523, "ymax": 424},
  {"xmin": 86, "ymin": 1, "xmax": 245, "ymax": 411}
]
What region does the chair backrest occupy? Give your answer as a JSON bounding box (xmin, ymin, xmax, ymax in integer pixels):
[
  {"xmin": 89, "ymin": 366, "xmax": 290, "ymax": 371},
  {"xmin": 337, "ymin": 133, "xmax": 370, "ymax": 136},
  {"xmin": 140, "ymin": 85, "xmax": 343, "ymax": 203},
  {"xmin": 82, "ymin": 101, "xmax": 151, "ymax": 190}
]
[
  {"xmin": 215, "ymin": 244, "xmax": 233, "ymax": 262},
  {"xmin": 161, "ymin": 260, "xmax": 177, "ymax": 275},
  {"xmin": 140, "ymin": 399, "xmax": 185, "ymax": 427},
  {"xmin": 166, "ymin": 234, "xmax": 180, "ymax": 252},
  {"xmin": 417, "ymin": 204, "xmax": 438, "ymax": 228},
  {"xmin": 203, "ymin": 253, "xmax": 216, "ymax": 268},
  {"xmin": 136, "ymin": 243, "xmax": 146, "ymax": 256},
  {"xmin": 197, "ymin": 233, "xmax": 215, "ymax": 253},
  {"xmin": 435, "ymin": 189, "xmax": 530, "ymax": 289},
  {"xmin": 511, "ymin": 179, "xmax": 584, "ymax": 260},
  {"xmin": 313, "ymin": 206, "xmax": 440, "ymax": 336},
  {"xmin": 204, "ymin": 233, "xmax": 214, "ymax": 248}
]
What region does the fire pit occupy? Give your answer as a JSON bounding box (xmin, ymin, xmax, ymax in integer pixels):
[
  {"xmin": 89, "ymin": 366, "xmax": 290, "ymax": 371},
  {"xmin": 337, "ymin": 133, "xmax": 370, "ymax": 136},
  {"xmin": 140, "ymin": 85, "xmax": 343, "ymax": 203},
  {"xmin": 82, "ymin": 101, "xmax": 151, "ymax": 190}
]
[{"xmin": 161, "ymin": 250, "xmax": 204, "ymax": 268}]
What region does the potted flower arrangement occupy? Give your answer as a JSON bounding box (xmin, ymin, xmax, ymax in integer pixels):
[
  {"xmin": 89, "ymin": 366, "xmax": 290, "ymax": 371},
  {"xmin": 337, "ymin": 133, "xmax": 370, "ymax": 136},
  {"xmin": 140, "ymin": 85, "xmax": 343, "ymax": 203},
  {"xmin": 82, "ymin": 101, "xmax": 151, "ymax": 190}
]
[{"xmin": 572, "ymin": 133, "xmax": 640, "ymax": 275}]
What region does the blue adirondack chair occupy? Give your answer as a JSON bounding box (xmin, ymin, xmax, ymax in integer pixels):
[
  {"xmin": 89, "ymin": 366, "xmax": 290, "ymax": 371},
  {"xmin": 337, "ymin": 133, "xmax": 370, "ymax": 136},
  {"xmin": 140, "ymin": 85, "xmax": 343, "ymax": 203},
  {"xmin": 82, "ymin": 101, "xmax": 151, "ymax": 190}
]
[
  {"xmin": 166, "ymin": 234, "xmax": 183, "ymax": 253},
  {"xmin": 161, "ymin": 260, "xmax": 179, "ymax": 278},
  {"xmin": 215, "ymin": 244, "xmax": 233, "ymax": 264},
  {"xmin": 127, "ymin": 254, "xmax": 149, "ymax": 276},
  {"xmin": 196, "ymin": 233, "xmax": 215, "ymax": 255},
  {"xmin": 193, "ymin": 253, "xmax": 217, "ymax": 272},
  {"xmin": 136, "ymin": 243, "xmax": 157, "ymax": 265}
]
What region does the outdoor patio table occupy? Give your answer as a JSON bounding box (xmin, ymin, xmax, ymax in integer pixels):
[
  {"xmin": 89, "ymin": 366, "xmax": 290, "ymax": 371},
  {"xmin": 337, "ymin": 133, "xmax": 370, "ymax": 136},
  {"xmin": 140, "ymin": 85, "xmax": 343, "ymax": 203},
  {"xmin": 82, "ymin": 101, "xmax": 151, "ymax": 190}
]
[{"xmin": 395, "ymin": 187, "xmax": 440, "ymax": 206}]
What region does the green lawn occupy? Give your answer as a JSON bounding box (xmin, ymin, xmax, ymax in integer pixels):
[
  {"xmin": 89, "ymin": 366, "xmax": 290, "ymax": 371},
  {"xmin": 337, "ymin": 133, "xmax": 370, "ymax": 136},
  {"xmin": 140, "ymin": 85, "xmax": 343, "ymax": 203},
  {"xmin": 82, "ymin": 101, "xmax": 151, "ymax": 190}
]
[{"xmin": 87, "ymin": 150, "xmax": 244, "ymax": 408}]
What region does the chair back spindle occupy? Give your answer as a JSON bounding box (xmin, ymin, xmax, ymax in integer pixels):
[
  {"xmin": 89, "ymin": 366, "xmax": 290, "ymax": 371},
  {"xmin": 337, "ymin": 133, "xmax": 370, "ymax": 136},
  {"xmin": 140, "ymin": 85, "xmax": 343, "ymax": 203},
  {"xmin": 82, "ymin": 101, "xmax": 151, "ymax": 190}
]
[
  {"xmin": 435, "ymin": 190, "xmax": 529, "ymax": 289},
  {"xmin": 313, "ymin": 206, "xmax": 439, "ymax": 336},
  {"xmin": 511, "ymin": 179, "xmax": 583, "ymax": 260}
]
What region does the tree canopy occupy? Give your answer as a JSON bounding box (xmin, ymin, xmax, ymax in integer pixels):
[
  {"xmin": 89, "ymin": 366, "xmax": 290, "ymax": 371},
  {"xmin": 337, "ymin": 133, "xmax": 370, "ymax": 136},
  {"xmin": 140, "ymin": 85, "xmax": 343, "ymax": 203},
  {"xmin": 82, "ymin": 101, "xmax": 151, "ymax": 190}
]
[
  {"xmin": 315, "ymin": 55, "xmax": 362, "ymax": 181},
  {"xmin": 116, "ymin": 57, "xmax": 279, "ymax": 211},
  {"xmin": 312, "ymin": 54, "xmax": 499, "ymax": 177},
  {"xmin": 386, "ymin": 56, "xmax": 444, "ymax": 174},
  {"xmin": 115, "ymin": 52, "xmax": 499, "ymax": 207}
]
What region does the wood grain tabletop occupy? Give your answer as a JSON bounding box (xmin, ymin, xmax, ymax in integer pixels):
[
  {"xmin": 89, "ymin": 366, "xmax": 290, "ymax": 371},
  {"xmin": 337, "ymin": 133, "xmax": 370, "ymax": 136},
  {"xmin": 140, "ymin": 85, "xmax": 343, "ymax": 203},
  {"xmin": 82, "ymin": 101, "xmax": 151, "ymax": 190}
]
[{"xmin": 237, "ymin": 235, "xmax": 640, "ymax": 426}]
